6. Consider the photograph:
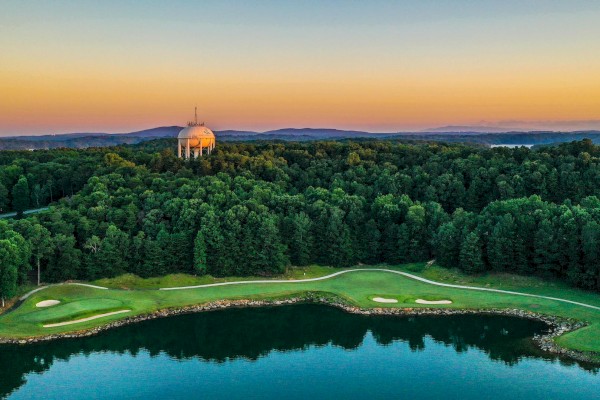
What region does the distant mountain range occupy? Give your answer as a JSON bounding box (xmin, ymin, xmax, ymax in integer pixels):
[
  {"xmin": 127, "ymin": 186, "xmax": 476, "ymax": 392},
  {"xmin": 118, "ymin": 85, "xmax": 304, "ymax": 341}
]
[
  {"xmin": 421, "ymin": 125, "xmax": 520, "ymax": 133},
  {"xmin": 2, "ymin": 126, "xmax": 600, "ymax": 150}
]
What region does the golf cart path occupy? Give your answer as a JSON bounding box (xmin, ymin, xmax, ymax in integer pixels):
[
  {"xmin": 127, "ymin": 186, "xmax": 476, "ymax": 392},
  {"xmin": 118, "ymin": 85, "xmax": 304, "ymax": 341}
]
[
  {"xmin": 19, "ymin": 269, "xmax": 600, "ymax": 312},
  {"xmin": 160, "ymin": 268, "xmax": 600, "ymax": 311},
  {"xmin": 19, "ymin": 283, "xmax": 108, "ymax": 301}
]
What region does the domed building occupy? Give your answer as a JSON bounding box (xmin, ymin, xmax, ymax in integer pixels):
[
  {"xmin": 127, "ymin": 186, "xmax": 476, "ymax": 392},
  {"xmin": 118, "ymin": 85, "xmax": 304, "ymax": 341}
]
[{"xmin": 177, "ymin": 109, "xmax": 216, "ymax": 159}]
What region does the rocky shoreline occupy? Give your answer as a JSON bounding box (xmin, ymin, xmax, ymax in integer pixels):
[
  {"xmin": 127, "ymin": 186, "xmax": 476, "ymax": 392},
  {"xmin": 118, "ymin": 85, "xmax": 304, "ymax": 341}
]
[{"xmin": 0, "ymin": 293, "xmax": 596, "ymax": 364}]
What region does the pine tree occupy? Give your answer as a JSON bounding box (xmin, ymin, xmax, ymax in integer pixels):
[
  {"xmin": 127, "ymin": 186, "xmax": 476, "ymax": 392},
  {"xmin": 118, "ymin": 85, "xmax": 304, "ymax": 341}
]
[
  {"xmin": 200, "ymin": 209, "xmax": 224, "ymax": 276},
  {"xmin": 193, "ymin": 230, "xmax": 207, "ymax": 275},
  {"xmin": 0, "ymin": 223, "xmax": 32, "ymax": 285},
  {"xmin": 581, "ymin": 221, "xmax": 600, "ymax": 290},
  {"xmin": 325, "ymin": 208, "xmax": 354, "ymax": 268},
  {"xmin": 288, "ymin": 212, "xmax": 312, "ymax": 266},
  {"xmin": 406, "ymin": 204, "xmax": 428, "ymax": 262},
  {"xmin": 396, "ymin": 224, "xmax": 411, "ymax": 263},
  {"xmin": 0, "ymin": 240, "xmax": 19, "ymax": 307},
  {"xmin": 435, "ymin": 222, "xmax": 460, "ymax": 268},
  {"xmin": 0, "ymin": 182, "xmax": 8, "ymax": 212},
  {"xmin": 142, "ymin": 238, "xmax": 163, "ymax": 278},
  {"xmin": 381, "ymin": 224, "xmax": 400, "ymax": 263},
  {"xmin": 97, "ymin": 225, "xmax": 130, "ymax": 278},
  {"xmin": 21, "ymin": 222, "xmax": 52, "ymax": 286},
  {"xmin": 460, "ymin": 231, "xmax": 485, "ymax": 274},
  {"xmin": 46, "ymin": 234, "xmax": 81, "ymax": 281},
  {"xmin": 488, "ymin": 215, "xmax": 516, "ymax": 272},
  {"xmin": 533, "ymin": 219, "xmax": 558, "ymax": 277},
  {"xmin": 557, "ymin": 212, "xmax": 581, "ymax": 283},
  {"xmin": 131, "ymin": 231, "xmax": 146, "ymax": 275},
  {"xmin": 362, "ymin": 219, "xmax": 381, "ymax": 264},
  {"xmin": 220, "ymin": 206, "xmax": 246, "ymax": 275},
  {"xmin": 169, "ymin": 231, "xmax": 193, "ymax": 273},
  {"xmin": 12, "ymin": 176, "xmax": 30, "ymax": 215},
  {"xmin": 253, "ymin": 214, "xmax": 288, "ymax": 274}
]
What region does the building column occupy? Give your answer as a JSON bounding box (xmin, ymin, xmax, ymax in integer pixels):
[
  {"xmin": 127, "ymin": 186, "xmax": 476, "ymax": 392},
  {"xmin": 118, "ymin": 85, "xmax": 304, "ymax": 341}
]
[
  {"xmin": 186, "ymin": 139, "xmax": 190, "ymax": 159},
  {"xmin": 177, "ymin": 140, "xmax": 182, "ymax": 158}
]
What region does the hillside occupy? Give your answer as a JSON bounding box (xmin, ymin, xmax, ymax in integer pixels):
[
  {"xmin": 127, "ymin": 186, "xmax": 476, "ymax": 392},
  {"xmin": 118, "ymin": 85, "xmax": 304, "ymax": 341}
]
[{"xmin": 4, "ymin": 126, "xmax": 600, "ymax": 150}]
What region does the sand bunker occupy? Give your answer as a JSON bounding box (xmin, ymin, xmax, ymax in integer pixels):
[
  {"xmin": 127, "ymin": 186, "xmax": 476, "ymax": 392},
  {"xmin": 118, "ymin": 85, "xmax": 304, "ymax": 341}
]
[
  {"xmin": 43, "ymin": 309, "xmax": 131, "ymax": 328},
  {"xmin": 372, "ymin": 297, "xmax": 398, "ymax": 303},
  {"xmin": 36, "ymin": 300, "xmax": 60, "ymax": 308},
  {"xmin": 415, "ymin": 299, "xmax": 452, "ymax": 305}
]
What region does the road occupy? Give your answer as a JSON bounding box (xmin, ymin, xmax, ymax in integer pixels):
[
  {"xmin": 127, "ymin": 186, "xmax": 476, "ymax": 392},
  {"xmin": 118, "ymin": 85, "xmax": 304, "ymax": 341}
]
[{"xmin": 0, "ymin": 207, "xmax": 49, "ymax": 219}]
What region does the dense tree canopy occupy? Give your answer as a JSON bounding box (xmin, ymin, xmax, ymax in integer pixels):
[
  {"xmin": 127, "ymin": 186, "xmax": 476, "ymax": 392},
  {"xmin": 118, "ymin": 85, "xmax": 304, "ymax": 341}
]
[{"xmin": 2, "ymin": 138, "xmax": 600, "ymax": 298}]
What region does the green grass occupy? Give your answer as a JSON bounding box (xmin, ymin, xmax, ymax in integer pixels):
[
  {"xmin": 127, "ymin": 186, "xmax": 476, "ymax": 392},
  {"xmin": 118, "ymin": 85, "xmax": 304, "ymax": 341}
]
[
  {"xmin": 1, "ymin": 263, "xmax": 600, "ymax": 356},
  {"xmin": 91, "ymin": 265, "xmax": 337, "ymax": 289}
]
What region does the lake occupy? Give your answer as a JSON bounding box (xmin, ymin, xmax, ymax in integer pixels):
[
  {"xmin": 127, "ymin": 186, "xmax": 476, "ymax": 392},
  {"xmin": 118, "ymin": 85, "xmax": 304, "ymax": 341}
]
[{"xmin": 1, "ymin": 305, "xmax": 598, "ymax": 399}]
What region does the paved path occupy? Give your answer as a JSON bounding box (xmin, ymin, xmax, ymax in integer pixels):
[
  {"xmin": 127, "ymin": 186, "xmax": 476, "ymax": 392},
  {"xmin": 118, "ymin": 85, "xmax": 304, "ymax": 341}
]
[
  {"xmin": 17, "ymin": 269, "xmax": 600, "ymax": 313},
  {"xmin": 19, "ymin": 283, "xmax": 108, "ymax": 301},
  {"xmin": 160, "ymin": 268, "xmax": 600, "ymax": 312},
  {"xmin": 0, "ymin": 207, "xmax": 49, "ymax": 219},
  {"xmin": 43, "ymin": 310, "xmax": 131, "ymax": 328}
]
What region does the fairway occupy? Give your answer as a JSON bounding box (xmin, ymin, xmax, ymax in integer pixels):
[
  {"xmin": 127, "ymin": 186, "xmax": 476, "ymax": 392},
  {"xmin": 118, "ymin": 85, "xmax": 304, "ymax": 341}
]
[{"xmin": 1, "ymin": 266, "xmax": 600, "ymax": 356}]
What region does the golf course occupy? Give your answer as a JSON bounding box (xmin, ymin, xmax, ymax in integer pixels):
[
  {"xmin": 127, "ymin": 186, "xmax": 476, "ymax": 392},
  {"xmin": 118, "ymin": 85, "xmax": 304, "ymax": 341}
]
[{"xmin": 1, "ymin": 263, "xmax": 600, "ymax": 357}]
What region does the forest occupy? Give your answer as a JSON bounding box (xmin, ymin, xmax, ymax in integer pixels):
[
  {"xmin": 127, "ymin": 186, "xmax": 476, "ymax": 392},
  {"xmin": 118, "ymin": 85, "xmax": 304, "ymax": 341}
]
[{"xmin": 2, "ymin": 138, "xmax": 600, "ymax": 304}]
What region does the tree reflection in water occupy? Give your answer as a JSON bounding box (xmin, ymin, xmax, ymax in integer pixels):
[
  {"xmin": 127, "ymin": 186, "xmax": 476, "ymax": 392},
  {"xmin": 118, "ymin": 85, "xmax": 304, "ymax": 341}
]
[{"xmin": 0, "ymin": 304, "xmax": 597, "ymax": 398}]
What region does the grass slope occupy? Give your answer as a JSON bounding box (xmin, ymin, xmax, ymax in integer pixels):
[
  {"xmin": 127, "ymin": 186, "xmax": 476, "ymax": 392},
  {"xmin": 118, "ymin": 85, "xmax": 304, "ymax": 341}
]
[{"xmin": 1, "ymin": 263, "xmax": 599, "ymax": 355}]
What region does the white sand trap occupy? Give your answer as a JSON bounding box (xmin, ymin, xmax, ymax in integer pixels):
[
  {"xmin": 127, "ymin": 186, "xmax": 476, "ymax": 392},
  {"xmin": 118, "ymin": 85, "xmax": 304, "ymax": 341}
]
[
  {"xmin": 415, "ymin": 299, "xmax": 452, "ymax": 305},
  {"xmin": 43, "ymin": 310, "xmax": 131, "ymax": 328},
  {"xmin": 36, "ymin": 300, "xmax": 60, "ymax": 308},
  {"xmin": 372, "ymin": 297, "xmax": 398, "ymax": 303}
]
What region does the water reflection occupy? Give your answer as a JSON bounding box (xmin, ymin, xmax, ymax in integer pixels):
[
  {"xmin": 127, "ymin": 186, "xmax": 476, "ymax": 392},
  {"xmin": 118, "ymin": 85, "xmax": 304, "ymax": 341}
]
[{"xmin": 0, "ymin": 305, "xmax": 597, "ymax": 398}]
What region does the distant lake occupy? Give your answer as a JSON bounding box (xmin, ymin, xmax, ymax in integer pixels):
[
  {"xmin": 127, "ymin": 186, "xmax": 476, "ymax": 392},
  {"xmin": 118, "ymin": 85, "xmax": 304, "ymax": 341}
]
[
  {"xmin": 1, "ymin": 305, "xmax": 598, "ymax": 399},
  {"xmin": 491, "ymin": 144, "xmax": 535, "ymax": 148}
]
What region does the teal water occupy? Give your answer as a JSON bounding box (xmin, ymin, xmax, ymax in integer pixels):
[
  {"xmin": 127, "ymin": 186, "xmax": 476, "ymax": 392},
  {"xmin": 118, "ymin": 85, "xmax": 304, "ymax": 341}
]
[{"xmin": 1, "ymin": 305, "xmax": 598, "ymax": 399}]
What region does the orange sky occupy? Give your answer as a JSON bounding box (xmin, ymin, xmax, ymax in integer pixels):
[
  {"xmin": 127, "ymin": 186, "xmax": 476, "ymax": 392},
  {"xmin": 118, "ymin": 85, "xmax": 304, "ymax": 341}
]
[{"xmin": 2, "ymin": 1, "xmax": 600, "ymax": 135}]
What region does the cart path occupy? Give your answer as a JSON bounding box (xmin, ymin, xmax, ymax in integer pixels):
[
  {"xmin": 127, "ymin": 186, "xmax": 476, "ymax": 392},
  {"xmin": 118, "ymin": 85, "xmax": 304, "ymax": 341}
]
[
  {"xmin": 160, "ymin": 268, "xmax": 600, "ymax": 311},
  {"xmin": 17, "ymin": 269, "xmax": 600, "ymax": 312},
  {"xmin": 19, "ymin": 283, "xmax": 108, "ymax": 301}
]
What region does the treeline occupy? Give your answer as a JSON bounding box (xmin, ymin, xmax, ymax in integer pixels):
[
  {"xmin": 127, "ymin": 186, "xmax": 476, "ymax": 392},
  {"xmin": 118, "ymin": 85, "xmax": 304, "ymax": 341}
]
[
  {"xmin": 0, "ymin": 149, "xmax": 107, "ymax": 213},
  {"xmin": 2, "ymin": 139, "xmax": 600, "ymax": 304}
]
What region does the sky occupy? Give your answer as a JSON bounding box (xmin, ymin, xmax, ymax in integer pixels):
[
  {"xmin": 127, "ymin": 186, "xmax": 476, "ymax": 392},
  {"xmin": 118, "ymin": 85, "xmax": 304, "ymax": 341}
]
[{"xmin": 1, "ymin": 0, "xmax": 600, "ymax": 135}]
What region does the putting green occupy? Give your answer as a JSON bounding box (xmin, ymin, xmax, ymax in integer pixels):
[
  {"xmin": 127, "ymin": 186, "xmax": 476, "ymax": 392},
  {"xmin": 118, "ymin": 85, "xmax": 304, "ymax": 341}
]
[{"xmin": 1, "ymin": 266, "xmax": 599, "ymax": 357}]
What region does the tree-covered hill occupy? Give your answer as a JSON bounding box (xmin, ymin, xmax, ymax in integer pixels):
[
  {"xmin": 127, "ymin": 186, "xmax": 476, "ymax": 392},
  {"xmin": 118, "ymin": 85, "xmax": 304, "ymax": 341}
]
[
  {"xmin": 5, "ymin": 127, "xmax": 600, "ymax": 151},
  {"xmin": 2, "ymin": 138, "xmax": 600, "ymax": 304}
]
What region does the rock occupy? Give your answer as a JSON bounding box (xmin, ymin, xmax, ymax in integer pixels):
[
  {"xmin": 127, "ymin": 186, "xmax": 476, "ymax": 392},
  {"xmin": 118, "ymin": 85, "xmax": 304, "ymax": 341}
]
[{"xmin": 1, "ymin": 296, "xmax": 594, "ymax": 364}]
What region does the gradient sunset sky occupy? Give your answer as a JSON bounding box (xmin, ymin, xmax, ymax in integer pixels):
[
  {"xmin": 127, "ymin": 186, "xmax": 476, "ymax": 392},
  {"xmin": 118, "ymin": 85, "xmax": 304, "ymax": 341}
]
[{"xmin": 2, "ymin": 0, "xmax": 600, "ymax": 135}]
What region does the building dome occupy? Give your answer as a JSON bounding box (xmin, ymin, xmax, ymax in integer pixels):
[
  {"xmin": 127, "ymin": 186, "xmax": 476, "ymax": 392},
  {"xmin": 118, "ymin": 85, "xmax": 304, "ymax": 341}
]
[{"xmin": 177, "ymin": 125, "xmax": 215, "ymax": 148}]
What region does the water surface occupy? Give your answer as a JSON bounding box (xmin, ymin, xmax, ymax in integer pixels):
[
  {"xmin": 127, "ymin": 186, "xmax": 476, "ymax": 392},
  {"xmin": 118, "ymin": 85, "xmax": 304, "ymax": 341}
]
[{"xmin": 1, "ymin": 305, "xmax": 598, "ymax": 399}]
